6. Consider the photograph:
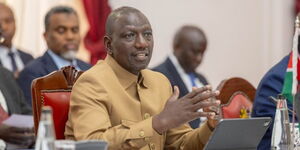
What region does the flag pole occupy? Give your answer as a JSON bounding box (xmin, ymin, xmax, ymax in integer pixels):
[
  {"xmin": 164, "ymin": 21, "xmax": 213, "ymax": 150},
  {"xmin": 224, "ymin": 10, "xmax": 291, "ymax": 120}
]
[{"xmin": 292, "ymin": 14, "xmax": 300, "ymax": 141}]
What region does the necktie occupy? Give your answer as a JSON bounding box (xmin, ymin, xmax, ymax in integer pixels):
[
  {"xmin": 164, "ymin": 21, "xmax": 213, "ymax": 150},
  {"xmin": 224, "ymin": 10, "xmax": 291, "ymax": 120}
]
[
  {"xmin": 188, "ymin": 73, "xmax": 197, "ymax": 87},
  {"xmin": 7, "ymin": 51, "xmax": 17, "ymax": 72}
]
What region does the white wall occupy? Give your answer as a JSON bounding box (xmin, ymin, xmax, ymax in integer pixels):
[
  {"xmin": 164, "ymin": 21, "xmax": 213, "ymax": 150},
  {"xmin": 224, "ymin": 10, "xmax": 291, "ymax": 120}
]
[
  {"xmin": 110, "ymin": 0, "xmax": 295, "ymax": 88},
  {"xmin": 4, "ymin": 0, "xmax": 296, "ymax": 89}
]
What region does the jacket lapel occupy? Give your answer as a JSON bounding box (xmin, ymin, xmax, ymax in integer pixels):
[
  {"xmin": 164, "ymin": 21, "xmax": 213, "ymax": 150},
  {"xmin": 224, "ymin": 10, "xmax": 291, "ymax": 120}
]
[{"xmin": 165, "ymin": 58, "xmax": 189, "ymax": 97}]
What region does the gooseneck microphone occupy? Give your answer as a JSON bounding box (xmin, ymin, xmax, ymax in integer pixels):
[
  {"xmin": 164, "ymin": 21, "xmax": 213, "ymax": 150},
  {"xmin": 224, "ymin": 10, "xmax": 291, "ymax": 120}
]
[{"xmin": 0, "ymin": 26, "xmax": 4, "ymax": 43}]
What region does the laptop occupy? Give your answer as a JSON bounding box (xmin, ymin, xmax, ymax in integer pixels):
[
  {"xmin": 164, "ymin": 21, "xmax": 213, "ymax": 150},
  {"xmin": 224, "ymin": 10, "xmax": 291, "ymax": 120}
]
[
  {"xmin": 75, "ymin": 140, "xmax": 108, "ymax": 150},
  {"xmin": 204, "ymin": 117, "xmax": 271, "ymax": 150}
]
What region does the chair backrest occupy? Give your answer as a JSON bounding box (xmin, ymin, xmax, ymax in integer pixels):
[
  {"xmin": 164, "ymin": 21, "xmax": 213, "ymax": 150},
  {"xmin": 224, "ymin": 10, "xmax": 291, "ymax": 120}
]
[
  {"xmin": 31, "ymin": 66, "xmax": 83, "ymax": 139},
  {"xmin": 216, "ymin": 77, "xmax": 256, "ymax": 119}
]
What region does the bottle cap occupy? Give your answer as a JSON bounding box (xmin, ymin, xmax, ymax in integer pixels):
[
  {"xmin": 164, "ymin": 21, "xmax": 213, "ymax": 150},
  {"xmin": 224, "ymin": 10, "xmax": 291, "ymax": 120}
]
[
  {"xmin": 277, "ymin": 94, "xmax": 285, "ymax": 100},
  {"xmin": 41, "ymin": 106, "xmax": 52, "ymax": 113}
]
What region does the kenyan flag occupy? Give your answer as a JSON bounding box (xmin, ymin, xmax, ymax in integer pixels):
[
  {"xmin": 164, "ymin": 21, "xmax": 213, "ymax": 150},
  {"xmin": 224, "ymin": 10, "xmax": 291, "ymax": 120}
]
[{"xmin": 282, "ymin": 52, "xmax": 298, "ymax": 104}]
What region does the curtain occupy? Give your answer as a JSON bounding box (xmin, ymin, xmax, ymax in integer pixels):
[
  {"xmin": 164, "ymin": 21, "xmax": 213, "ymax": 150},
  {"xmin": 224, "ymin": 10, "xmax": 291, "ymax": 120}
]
[
  {"xmin": 297, "ymin": 0, "xmax": 300, "ymax": 14},
  {"xmin": 82, "ymin": 0, "xmax": 111, "ymax": 64}
]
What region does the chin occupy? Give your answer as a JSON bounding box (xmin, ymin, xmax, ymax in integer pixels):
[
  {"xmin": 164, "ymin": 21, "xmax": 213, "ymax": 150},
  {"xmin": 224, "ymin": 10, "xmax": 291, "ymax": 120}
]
[{"xmin": 134, "ymin": 65, "xmax": 148, "ymax": 73}]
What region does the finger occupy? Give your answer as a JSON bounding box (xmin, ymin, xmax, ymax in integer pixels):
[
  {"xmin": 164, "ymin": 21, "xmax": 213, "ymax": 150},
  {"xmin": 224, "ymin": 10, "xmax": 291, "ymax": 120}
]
[
  {"xmin": 191, "ymin": 100, "xmax": 220, "ymax": 112},
  {"xmin": 11, "ymin": 126, "xmax": 33, "ymax": 133},
  {"xmin": 8, "ymin": 133, "xmax": 34, "ymax": 146},
  {"xmin": 206, "ymin": 106, "xmax": 220, "ymax": 114},
  {"xmin": 169, "ymin": 86, "xmax": 180, "ymax": 102},
  {"xmin": 184, "ymin": 85, "xmax": 212, "ymax": 99},
  {"xmin": 207, "ymin": 112, "xmax": 216, "ymax": 119},
  {"xmin": 192, "ymin": 87, "xmax": 197, "ymax": 91},
  {"xmin": 192, "ymin": 111, "xmax": 216, "ymax": 118},
  {"xmin": 10, "ymin": 138, "xmax": 33, "ymax": 146},
  {"xmin": 191, "ymin": 90, "xmax": 219, "ymax": 104}
]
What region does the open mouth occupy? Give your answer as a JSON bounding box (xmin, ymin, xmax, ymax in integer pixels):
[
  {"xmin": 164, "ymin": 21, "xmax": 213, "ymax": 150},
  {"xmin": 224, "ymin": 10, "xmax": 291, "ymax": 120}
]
[
  {"xmin": 134, "ymin": 53, "xmax": 149, "ymax": 61},
  {"xmin": 65, "ymin": 43, "xmax": 78, "ymax": 51}
]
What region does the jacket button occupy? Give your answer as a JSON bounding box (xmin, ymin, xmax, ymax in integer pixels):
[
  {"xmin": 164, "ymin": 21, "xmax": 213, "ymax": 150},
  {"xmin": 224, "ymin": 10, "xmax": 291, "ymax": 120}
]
[
  {"xmin": 139, "ymin": 130, "xmax": 145, "ymax": 137},
  {"xmin": 149, "ymin": 143, "xmax": 155, "ymax": 150},
  {"xmin": 144, "ymin": 113, "xmax": 151, "ymax": 119}
]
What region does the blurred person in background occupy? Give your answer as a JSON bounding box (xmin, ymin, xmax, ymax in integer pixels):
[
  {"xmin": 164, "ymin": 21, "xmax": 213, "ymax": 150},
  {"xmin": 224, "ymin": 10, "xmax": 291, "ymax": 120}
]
[
  {"xmin": 0, "ymin": 67, "xmax": 34, "ymax": 149},
  {"xmin": 0, "ymin": 3, "xmax": 33, "ymax": 78},
  {"xmin": 18, "ymin": 6, "xmax": 91, "ymax": 105},
  {"xmin": 153, "ymin": 25, "xmax": 209, "ymax": 129}
]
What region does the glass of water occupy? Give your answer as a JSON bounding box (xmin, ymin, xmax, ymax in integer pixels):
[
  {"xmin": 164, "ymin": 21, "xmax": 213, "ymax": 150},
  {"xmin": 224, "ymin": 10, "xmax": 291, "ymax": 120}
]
[{"xmin": 290, "ymin": 123, "xmax": 300, "ymax": 149}]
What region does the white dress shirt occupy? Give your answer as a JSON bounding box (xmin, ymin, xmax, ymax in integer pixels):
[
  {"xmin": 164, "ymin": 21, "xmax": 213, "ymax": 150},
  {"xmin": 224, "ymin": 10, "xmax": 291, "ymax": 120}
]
[
  {"xmin": 0, "ymin": 46, "xmax": 24, "ymax": 72},
  {"xmin": 169, "ymin": 53, "xmax": 204, "ymax": 91},
  {"xmin": 0, "ymin": 90, "xmax": 8, "ymax": 113},
  {"xmin": 47, "ymin": 49, "xmax": 80, "ymax": 70}
]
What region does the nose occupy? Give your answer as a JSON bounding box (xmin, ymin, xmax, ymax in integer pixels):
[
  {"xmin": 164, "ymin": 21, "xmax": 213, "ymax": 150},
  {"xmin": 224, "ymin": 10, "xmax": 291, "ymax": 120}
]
[
  {"xmin": 65, "ymin": 30, "xmax": 76, "ymax": 41},
  {"xmin": 195, "ymin": 54, "xmax": 202, "ymax": 64},
  {"xmin": 0, "ymin": 23, "xmax": 3, "ymax": 34},
  {"xmin": 0, "ymin": 23, "xmax": 4, "ymax": 43},
  {"xmin": 135, "ymin": 34, "xmax": 149, "ymax": 49},
  {"xmin": 0, "ymin": 21, "xmax": 6, "ymax": 31}
]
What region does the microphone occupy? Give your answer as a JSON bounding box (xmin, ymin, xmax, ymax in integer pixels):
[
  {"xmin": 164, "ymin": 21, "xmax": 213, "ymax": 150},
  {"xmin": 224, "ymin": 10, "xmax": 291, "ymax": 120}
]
[
  {"xmin": 0, "ymin": 26, "xmax": 4, "ymax": 43},
  {"xmin": 269, "ymin": 96, "xmax": 295, "ymax": 114}
]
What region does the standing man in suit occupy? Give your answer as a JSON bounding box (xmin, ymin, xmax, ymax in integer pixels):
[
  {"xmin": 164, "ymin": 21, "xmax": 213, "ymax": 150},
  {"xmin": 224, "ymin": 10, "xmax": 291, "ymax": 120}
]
[
  {"xmin": 153, "ymin": 25, "xmax": 208, "ymax": 129},
  {"xmin": 18, "ymin": 6, "xmax": 91, "ymax": 105},
  {"xmin": 0, "ymin": 3, "xmax": 33, "ymax": 77}
]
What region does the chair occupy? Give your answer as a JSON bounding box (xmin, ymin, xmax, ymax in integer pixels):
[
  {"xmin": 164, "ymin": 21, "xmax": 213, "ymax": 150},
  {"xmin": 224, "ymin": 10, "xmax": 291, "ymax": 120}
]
[
  {"xmin": 31, "ymin": 66, "xmax": 83, "ymax": 139},
  {"xmin": 216, "ymin": 77, "xmax": 256, "ymax": 119}
]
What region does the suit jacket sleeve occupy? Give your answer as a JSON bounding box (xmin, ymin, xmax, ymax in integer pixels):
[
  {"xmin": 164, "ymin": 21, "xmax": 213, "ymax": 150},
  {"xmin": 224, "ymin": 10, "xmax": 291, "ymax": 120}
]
[
  {"xmin": 13, "ymin": 72, "xmax": 31, "ymax": 114},
  {"xmin": 1, "ymin": 68, "xmax": 31, "ymax": 115},
  {"xmin": 17, "ymin": 67, "xmax": 39, "ymax": 106},
  {"xmin": 251, "ymin": 55, "xmax": 293, "ymax": 150}
]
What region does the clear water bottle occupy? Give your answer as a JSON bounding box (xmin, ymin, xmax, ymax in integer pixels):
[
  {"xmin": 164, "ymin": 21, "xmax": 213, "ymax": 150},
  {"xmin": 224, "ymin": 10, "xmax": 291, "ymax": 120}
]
[
  {"xmin": 35, "ymin": 106, "xmax": 56, "ymax": 150},
  {"xmin": 271, "ymin": 94, "xmax": 293, "ymax": 150}
]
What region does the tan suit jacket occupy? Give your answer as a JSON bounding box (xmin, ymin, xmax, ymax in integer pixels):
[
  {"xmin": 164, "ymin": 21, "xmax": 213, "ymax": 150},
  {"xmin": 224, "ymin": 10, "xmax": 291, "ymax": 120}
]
[{"xmin": 65, "ymin": 55, "xmax": 212, "ymax": 150}]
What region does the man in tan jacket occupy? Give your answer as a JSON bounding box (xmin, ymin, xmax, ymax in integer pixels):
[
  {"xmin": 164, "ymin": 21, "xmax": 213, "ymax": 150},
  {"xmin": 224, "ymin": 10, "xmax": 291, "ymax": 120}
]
[{"xmin": 65, "ymin": 6, "xmax": 220, "ymax": 150}]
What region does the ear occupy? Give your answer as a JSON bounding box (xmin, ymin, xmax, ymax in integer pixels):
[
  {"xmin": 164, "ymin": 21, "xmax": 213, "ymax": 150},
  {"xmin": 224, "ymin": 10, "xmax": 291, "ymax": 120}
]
[
  {"xmin": 43, "ymin": 32, "xmax": 47, "ymax": 41},
  {"xmin": 173, "ymin": 46, "xmax": 180, "ymax": 57},
  {"xmin": 104, "ymin": 35, "xmax": 112, "ymax": 55}
]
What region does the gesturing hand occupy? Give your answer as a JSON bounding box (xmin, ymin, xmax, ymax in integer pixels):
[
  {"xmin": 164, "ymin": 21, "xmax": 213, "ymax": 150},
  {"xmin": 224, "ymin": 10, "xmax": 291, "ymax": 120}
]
[
  {"xmin": 153, "ymin": 85, "xmax": 220, "ymax": 134},
  {"xmin": 0, "ymin": 124, "xmax": 35, "ymax": 147}
]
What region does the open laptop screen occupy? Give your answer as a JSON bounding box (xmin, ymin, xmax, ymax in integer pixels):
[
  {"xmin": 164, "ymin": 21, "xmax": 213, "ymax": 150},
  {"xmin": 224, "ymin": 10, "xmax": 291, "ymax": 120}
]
[{"xmin": 204, "ymin": 117, "xmax": 271, "ymax": 150}]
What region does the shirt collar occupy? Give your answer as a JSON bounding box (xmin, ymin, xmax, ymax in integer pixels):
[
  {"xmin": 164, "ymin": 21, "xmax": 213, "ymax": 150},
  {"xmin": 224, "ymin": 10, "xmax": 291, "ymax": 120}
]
[
  {"xmin": 47, "ymin": 49, "xmax": 79, "ymax": 70},
  {"xmin": 169, "ymin": 52, "xmax": 189, "ymax": 75},
  {"xmin": 0, "ymin": 46, "xmax": 18, "ymax": 55},
  {"xmin": 105, "ymin": 55, "xmax": 148, "ymax": 89}
]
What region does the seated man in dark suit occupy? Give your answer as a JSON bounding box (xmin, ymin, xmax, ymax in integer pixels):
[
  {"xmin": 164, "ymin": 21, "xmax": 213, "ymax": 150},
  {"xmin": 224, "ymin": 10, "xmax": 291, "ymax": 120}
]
[
  {"xmin": 153, "ymin": 25, "xmax": 208, "ymax": 129},
  {"xmin": 0, "ymin": 3, "xmax": 33, "ymax": 77},
  {"xmin": 0, "ymin": 67, "xmax": 34, "ymax": 148},
  {"xmin": 18, "ymin": 6, "xmax": 91, "ymax": 105}
]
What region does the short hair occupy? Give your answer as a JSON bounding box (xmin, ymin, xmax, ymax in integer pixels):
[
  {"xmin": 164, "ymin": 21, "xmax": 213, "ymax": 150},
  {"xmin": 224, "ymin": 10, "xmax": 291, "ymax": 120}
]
[
  {"xmin": 173, "ymin": 25, "xmax": 207, "ymax": 48},
  {"xmin": 105, "ymin": 6, "xmax": 144, "ymax": 36},
  {"xmin": 44, "ymin": 6, "xmax": 77, "ymax": 31}
]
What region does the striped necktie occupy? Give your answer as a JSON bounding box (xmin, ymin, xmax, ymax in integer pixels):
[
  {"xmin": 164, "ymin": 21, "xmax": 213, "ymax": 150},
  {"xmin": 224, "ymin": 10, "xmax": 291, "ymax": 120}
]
[
  {"xmin": 7, "ymin": 51, "xmax": 18, "ymax": 72},
  {"xmin": 188, "ymin": 73, "xmax": 197, "ymax": 87}
]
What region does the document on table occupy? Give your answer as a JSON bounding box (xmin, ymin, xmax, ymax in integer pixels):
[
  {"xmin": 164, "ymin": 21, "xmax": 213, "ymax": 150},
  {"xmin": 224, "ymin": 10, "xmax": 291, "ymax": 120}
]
[{"xmin": 2, "ymin": 114, "xmax": 33, "ymax": 128}]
